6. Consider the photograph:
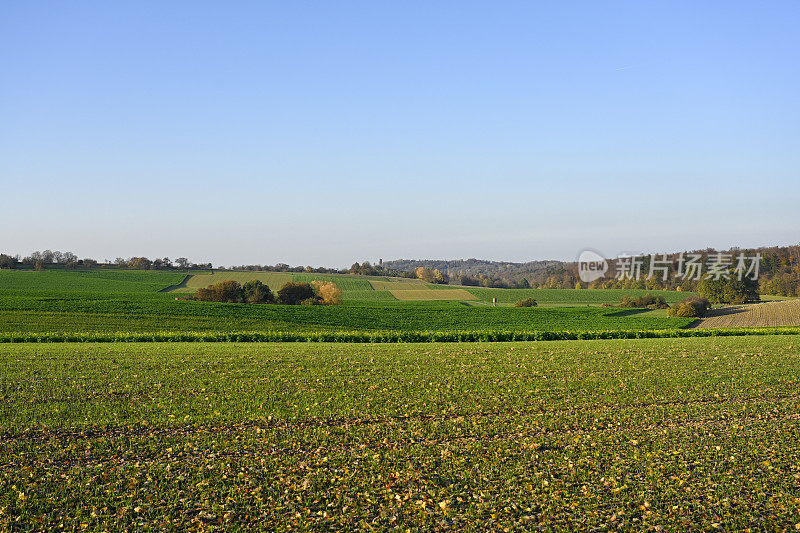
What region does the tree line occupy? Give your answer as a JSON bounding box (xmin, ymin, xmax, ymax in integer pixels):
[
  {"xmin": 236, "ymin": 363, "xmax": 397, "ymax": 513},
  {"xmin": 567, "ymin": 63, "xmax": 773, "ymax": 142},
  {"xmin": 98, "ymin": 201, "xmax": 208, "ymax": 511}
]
[
  {"xmin": 0, "ymin": 251, "xmax": 212, "ymax": 271},
  {"xmin": 384, "ymin": 245, "xmax": 800, "ymax": 297}
]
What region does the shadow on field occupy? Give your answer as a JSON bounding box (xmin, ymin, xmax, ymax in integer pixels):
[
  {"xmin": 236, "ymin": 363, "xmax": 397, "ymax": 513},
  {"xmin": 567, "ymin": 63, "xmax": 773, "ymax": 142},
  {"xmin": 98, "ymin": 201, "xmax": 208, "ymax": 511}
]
[
  {"xmin": 603, "ymin": 308, "xmax": 651, "ymax": 317},
  {"xmin": 704, "ymin": 306, "xmax": 748, "ymax": 317},
  {"xmin": 159, "ymin": 274, "xmax": 191, "ymax": 292}
]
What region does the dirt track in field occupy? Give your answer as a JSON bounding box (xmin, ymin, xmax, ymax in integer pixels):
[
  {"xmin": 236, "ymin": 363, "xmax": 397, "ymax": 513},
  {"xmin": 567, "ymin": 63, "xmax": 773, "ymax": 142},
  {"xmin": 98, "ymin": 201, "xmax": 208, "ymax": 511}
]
[{"xmin": 693, "ymin": 298, "xmax": 800, "ymax": 328}]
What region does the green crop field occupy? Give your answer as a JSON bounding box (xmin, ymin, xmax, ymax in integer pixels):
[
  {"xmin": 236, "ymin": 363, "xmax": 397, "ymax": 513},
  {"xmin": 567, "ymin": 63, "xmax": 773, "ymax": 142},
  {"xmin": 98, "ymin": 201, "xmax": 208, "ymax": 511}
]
[
  {"xmin": 181, "ymin": 271, "xmax": 295, "ymax": 291},
  {"xmin": 463, "ymin": 287, "xmax": 696, "ymax": 306},
  {"xmin": 0, "ymin": 299, "xmax": 695, "ymax": 336},
  {"xmin": 0, "ymin": 270, "xmax": 699, "ymax": 338},
  {"xmin": 1, "ymin": 336, "xmax": 799, "ymax": 530},
  {"xmin": 333, "ymin": 289, "xmax": 398, "ymax": 302},
  {"xmin": 171, "ymin": 272, "xmax": 699, "ymax": 308},
  {"xmin": 368, "ymin": 279, "xmax": 428, "ymax": 290},
  {"xmin": 2, "ymin": 269, "xmax": 798, "ymax": 530},
  {"xmin": 0, "ymin": 269, "xmax": 186, "ymax": 294}
]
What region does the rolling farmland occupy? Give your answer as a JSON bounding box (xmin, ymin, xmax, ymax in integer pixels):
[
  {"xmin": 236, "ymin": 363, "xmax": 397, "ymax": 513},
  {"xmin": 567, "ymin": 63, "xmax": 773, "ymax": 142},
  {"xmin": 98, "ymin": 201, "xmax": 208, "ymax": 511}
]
[
  {"xmin": 0, "ymin": 297, "xmax": 695, "ymax": 336},
  {"xmin": 0, "ymin": 269, "xmax": 186, "ymax": 293},
  {"xmin": 368, "ymin": 279, "xmax": 428, "ymax": 290},
  {"xmin": 173, "ymin": 272, "xmax": 701, "ymax": 307},
  {"xmin": 4, "ymin": 268, "xmax": 799, "ymax": 341},
  {"xmin": 463, "ymin": 287, "xmax": 695, "ymax": 306},
  {"xmin": 1, "ymin": 269, "xmax": 800, "ymax": 530},
  {"xmin": 695, "ymin": 298, "xmax": 800, "ymax": 328},
  {"xmin": 181, "ymin": 271, "xmax": 294, "ymax": 291},
  {"xmin": 390, "ymin": 288, "xmax": 477, "ymax": 301},
  {"xmin": 6, "ymin": 4, "xmax": 797, "ymax": 529},
  {"xmin": 0, "ymin": 270, "xmax": 704, "ymax": 338}
]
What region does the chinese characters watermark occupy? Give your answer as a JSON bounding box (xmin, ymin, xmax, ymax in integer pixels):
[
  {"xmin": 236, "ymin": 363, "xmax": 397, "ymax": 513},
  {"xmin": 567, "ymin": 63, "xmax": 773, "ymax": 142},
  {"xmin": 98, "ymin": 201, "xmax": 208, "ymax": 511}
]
[{"xmin": 577, "ymin": 250, "xmax": 761, "ymax": 283}]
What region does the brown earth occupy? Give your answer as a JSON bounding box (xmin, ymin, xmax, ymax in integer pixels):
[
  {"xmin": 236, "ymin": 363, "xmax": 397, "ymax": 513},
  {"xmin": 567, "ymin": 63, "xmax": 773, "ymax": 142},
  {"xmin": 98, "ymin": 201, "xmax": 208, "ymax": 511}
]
[{"xmin": 693, "ymin": 298, "xmax": 800, "ymax": 328}]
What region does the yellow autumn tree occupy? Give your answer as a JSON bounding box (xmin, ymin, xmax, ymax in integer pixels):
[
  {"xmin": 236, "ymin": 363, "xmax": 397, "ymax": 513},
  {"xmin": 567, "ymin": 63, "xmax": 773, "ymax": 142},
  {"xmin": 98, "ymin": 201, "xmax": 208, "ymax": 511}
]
[
  {"xmin": 312, "ymin": 281, "xmax": 342, "ymax": 305},
  {"xmin": 414, "ymin": 267, "xmax": 448, "ymax": 284},
  {"xmin": 415, "ymin": 267, "xmax": 436, "ymax": 282}
]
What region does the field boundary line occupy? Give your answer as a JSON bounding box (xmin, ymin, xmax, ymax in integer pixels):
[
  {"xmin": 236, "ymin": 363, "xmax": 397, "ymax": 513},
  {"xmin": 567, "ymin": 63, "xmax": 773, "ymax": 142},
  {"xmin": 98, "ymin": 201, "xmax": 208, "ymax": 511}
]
[
  {"xmin": 158, "ymin": 274, "xmax": 191, "ymax": 292},
  {"xmin": 3, "ymin": 326, "xmax": 800, "ymax": 343}
]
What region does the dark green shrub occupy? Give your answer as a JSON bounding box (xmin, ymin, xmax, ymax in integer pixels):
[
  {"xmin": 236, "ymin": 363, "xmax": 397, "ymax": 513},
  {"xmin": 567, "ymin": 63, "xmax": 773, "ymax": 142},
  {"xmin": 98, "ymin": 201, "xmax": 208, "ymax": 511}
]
[
  {"xmin": 196, "ymin": 279, "xmax": 275, "ymax": 304},
  {"xmin": 194, "ymin": 280, "xmax": 245, "ymax": 303},
  {"xmin": 619, "ymin": 294, "xmax": 668, "ymax": 309},
  {"xmin": 242, "ymin": 280, "xmax": 274, "ymax": 304},
  {"xmin": 217, "ymin": 280, "xmax": 244, "ymax": 303},
  {"xmin": 514, "ymin": 298, "xmax": 538, "ymax": 307},
  {"xmin": 277, "ymin": 282, "xmax": 316, "ymax": 305}
]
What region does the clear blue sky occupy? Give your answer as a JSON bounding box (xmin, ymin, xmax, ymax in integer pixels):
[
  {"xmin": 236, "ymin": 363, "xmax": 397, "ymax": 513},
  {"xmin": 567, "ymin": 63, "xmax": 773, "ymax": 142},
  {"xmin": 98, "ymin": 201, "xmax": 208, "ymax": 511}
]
[{"xmin": 3, "ymin": 1, "xmax": 799, "ymax": 267}]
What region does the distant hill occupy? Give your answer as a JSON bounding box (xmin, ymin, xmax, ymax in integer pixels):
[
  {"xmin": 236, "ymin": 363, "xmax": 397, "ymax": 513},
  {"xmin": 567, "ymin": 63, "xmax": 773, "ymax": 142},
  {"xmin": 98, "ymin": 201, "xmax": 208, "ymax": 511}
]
[
  {"xmin": 384, "ymin": 244, "xmax": 800, "ymax": 296},
  {"xmin": 383, "ymin": 258, "xmax": 564, "ymax": 283}
]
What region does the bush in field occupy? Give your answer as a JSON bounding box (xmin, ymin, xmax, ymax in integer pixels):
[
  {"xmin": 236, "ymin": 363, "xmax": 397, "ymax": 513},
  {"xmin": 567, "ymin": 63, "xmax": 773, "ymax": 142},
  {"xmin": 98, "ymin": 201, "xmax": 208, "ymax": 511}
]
[
  {"xmin": 618, "ymin": 294, "xmax": 668, "ymax": 309},
  {"xmin": 195, "ymin": 279, "xmax": 273, "ymax": 304},
  {"xmin": 242, "ymin": 280, "xmax": 274, "ymax": 304},
  {"xmin": 312, "ymin": 281, "xmax": 342, "ymax": 305},
  {"xmin": 277, "ymin": 282, "xmax": 316, "ymax": 305},
  {"xmin": 698, "ymin": 273, "xmax": 759, "ymax": 304},
  {"xmin": 216, "ymin": 280, "xmax": 245, "ymax": 303},
  {"xmin": 194, "ymin": 287, "xmax": 214, "ymax": 301},
  {"xmin": 668, "ymin": 296, "xmax": 711, "ymax": 317},
  {"xmin": 195, "ymin": 280, "xmax": 245, "ymax": 303},
  {"xmin": 514, "ymin": 298, "xmax": 538, "ymax": 307},
  {"xmin": 194, "ymin": 279, "xmax": 338, "ymax": 306}
]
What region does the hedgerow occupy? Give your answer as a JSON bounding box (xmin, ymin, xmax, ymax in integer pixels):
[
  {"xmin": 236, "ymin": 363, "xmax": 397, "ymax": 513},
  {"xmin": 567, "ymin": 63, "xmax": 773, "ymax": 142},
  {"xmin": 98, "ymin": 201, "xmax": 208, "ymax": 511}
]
[{"xmin": 2, "ymin": 326, "xmax": 799, "ymax": 343}]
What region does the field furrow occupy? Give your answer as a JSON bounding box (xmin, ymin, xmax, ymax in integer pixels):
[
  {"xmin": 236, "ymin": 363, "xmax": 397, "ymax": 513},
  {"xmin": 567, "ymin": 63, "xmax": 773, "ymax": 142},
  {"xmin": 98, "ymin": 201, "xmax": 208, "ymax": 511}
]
[{"xmin": 695, "ymin": 298, "xmax": 800, "ymax": 328}]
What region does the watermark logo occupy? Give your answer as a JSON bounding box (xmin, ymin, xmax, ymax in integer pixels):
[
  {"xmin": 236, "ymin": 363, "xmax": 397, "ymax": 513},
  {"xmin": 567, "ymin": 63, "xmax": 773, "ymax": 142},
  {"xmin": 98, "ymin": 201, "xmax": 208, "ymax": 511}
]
[
  {"xmin": 578, "ymin": 249, "xmax": 608, "ymax": 283},
  {"xmin": 576, "ymin": 249, "xmax": 761, "ymax": 282}
]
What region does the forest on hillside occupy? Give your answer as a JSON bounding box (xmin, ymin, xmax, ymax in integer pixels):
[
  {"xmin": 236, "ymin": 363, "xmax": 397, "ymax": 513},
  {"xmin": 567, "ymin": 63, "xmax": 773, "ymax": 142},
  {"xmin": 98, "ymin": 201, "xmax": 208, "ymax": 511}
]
[{"xmin": 385, "ymin": 245, "xmax": 800, "ymax": 296}]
